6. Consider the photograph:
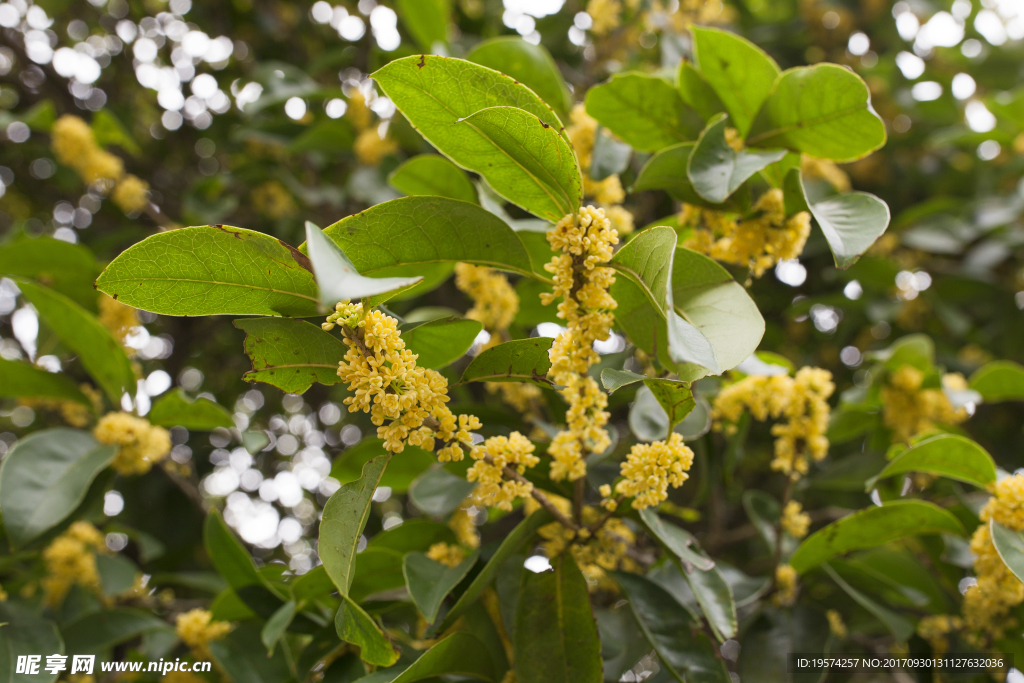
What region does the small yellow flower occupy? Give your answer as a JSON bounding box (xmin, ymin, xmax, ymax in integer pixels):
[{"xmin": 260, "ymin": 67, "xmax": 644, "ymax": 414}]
[
  {"xmin": 94, "ymin": 412, "xmax": 172, "ymax": 476},
  {"xmin": 41, "ymin": 521, "xmax": 107, "ymax": 606},
  {"xmin": 773, "ymin": 564, "xmax": 798, "ymax": 607},
  {"xmin": 614, "ymin": 433, "xmax": 694, "ymax": 510},
  {"xmin": 354, "ymin": 128, "xmax": 399, "ymax": 166},
  {"xmin": 252, "ymin": 180, "xmax": 297, "ymax": 219},
  {"xmin": 454, "ymin": 263, "xmax": 519, "ymax": 336},
  {"xmin": 917, "ymin": 614, "xmax": 961, "ymax": 655},
  {"xmin": 881, "ymin": 365, "xmax": 968, "ymax": 443},
  {"xmin": 175, "ymin": 609, "xmax": 231, "ymax": 659},
  {"xmin": 587, "ymin": 0, "xmax": 623, "ymax": 35},
  {"xmin": 426, "ymin": 542, "xmax": 466, "ymax": 568},
  {"xmin": 112, "ymin": 174, "xmax": 150, "ymax": 214},
  {"xmin": 449, "ymin": 503, "xmax": 480, "ymax": 549},
  {"xmin": 99, "ymin": 293, "xmax": 140, "ymax": 348},
  {"xmin": 826, "ymin": 610, "xmax": 847, "ymax": 638},
  {"xmin": 467, "ymin": 432, "xmax": 539, "ymax": 511},
  {"xmin": 781, "ymin": 501, "xmax": 811, "ymax": 539}
]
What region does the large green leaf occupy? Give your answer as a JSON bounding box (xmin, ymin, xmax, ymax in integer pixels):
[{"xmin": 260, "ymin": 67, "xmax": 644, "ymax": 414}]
[
  {"xmin": 16, "ymin": 279, "xmax": 136, "ymax": 404},
  {"xmin": 403, "ymin": 550, "xmax": 479, "ymax": 623},
  {"xmin": 808, "ymin": 191, "xmax": 891, "ymax": 269},
  {"xmin": 789, "ymin": 500, "xmax": 966, "ymax": 573},
  {"xmin": 260, "ymin": 600, "xmax": 296, "ymax": 654},
  {"xmin": 0, "ymin": 428, "xmax": 116, "ymax": 548},
  {"xmin": 391, "ymin": 632, "xmax": 497, "ymax": 683},
  {"xmin": 388, "ymin": 154, "xmax": 478, "ymax": 204},
  {"xmin": 0, "ymin": 601, "xmax": 63, "ymax": 683},
  {"xmin": 691, "ymin": 26, "xmax": 780, "ymax": 137},
  {"xmin": 319, "ymin": 455, "xmax": 391, "ymax": 595},
  {"xmin": 746, "ymin": 64, "xmax": 887, "ymax": 162},
  {"xmin": 409, "ymin": 467, "xmax": 477, "ymax": 517},
  {"xmin": 681, "ymin": 557, "xmax": 737, "ymax": 641},
  {"xmin": 204, "ymin": 509, "xmax": 263, "ymax": 590},
  {"xmin": 990, "ymin": 520, "xmax": 1024, "ymax": 584},
  {"xmin": 306, "ymin": 221, "xmax": 423, "ymax": 305},
  {"xmin": 235, "ymin": 317, "xmax": 346, "ymax": 394},
  {"xmin": 321, "ymin": 196, "xmax": 537, "ymax": 279},
  {"xmin": 149, "ymin": 389, "xmax": 233, "ymax": 431},
  {"xmin": 632, "ymin": 143, "xmax": 706, "ymax": 206},
  {"xmin": 677, "ymin": 61, "xmax": 726, "ymax": 123},
  {"xmin": 402, "ymin": 317, "xmax": 483, "ymax": 369},
  {"xmin": 866, "ymin": 434, "xmax": 996, "ymax": 490},
  {"xmin": 434, "ymin": 510, "xmax": 553, "ymax": 634},
  {"xmin": 467, "ymin": 37, "xmax": 572, "ymax": 116},
  {"xmin": 459, "ymin": 337, "xmax": 555, "ymax": 387},
  {"xmin": 62, "ymin": 608, "xmax": 171, "ymax": 654},
  {"xmin": 456, "ymin": 105, "xmax": 582, "ymax": 222},
  {"xmin": 0, "ymin": 359, "xmax": 92, "ymax": 406},
  {"xmin": 350, "ymin": 547, "xmax": 406, "ymax": 602},
  {"xmin": 611, "ymin": 572, "xmax": 731, "ymax": 683},
  {"xmin": 821, "ymin": 564, "xmax": 914, "ymax": 641},
  {"xmin": 0, "ymin": 237, "xmax": 100, "ymax": 311},
  {"xmin": 970, "ymin": 361, "xmax": 1024, "ymax": 402},
  {"xmin": 585, "ymin": 72, "xmax": 694, "ymax": 151},
  {"xmin": 395, "ymin": 0, "xmax": 449, "ymax": 51},
  {"xmin": 95, "ymin": 225, "xmax": 320, "ymax": 317},
  {"xmin": 332, "ymin": 439, "xmax": 434, "ymax": 495},
  {"xmin": 639, "ymin": 509, "xmax": 715, "ymax": 572},
  {"xmin": 335, "ymin": 593, "xmax": 400, "ymax": 667},
  {"xmin": 514, "ymin": 554, "xmax": 602, "ymax": 683},
  {"xmin": 687, "ymin": 114, "xmax": 787, "ymax": 203}
]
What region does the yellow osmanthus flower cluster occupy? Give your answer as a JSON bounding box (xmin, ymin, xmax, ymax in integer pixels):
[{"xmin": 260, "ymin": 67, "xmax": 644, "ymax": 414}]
[
  {"xmin": 918, "ymin": 615, "xmax": 963, "ymax": 655},
  {"xmin": 774, "ymin": 564, "xmax": 799, "ymax": 606},
  {"xmin": 50, "ymin": 115, "xmax": 150, "ymax": 214},
  {"xmin": 94, "ymin": 412, "xmax": 172, "ymax": 476},
  {"xmin": 426, "ymin": 542, "xmax": 466, "ymax": 568},
  {"xmin": 41, "ymin": 521, "xmax": 107, "ymax": 606},
  {"xmin": 586, "ymin": 0, "xmax": 623, "ymax": 35},
  {"xmin": 347, "ymin": 90, "xmax": 399, "ymax": 165},
  {"xmin": 682, "ymin": 189, "xmax": 812, "ymax": 278},
  {"xmin": 449, "ymin": 502, "xmax": 480, "ymax": 549},
  {"xmin": 881, "ymin": 366, "xmax": 969, "ymax": 443},
  {"xmin": 99, "ymin": 293, "xmax": 140, "ymax": 351},
  {"xmin": 781, "ymin": 501, "xmax": 811, "ymax": 539},
  {"xmin": 526, "ymin": 496, "xmax": 639, "ymax": 590},
  {"xmin": 329, "ymin": 304, "xmax": 481, "ymax": 460},
  {"xmin": 566, "ymin": 105, "xmax": 634, "ymax": 236},
  {"xmin": 963, "ymin": 474, "xmax": 1024, "ymax": 640},
  {"xmin": 252, "ymin": 180, "xmax": 298, "ymax": 219},
  {"xmin": 541, "ymin": 207, "xmax": 618, "ymax": 482},
  {"xmin": 826, "ymin": 610, "xmax": 847, "ymax": 638},
  {"xmin": 175, "ymin": 609, "xmax": 232, "ymax": 659},
  {"xmin": 712, "ymin": 367, "xmax": 834, "ymax": 478},
  {"xmin": 606, "ymin": 432, "xmax": 694, "ymax": 510},
  {"xmin": 18, "ymin": 386, "xmax": 96, "ymax": 428},
  {"xmin": 466, "ymin": 432, "xmax": 538, "ymax": 511}
]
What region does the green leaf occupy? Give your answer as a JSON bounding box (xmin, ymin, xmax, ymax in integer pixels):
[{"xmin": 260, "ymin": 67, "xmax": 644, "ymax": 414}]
[
  {"xmin": 288, "ymin": 117, "xmax": 355, "ymax": 154},
  {"xmin": 319, "ymin": 455, "xmax": 391, "ymax": 595},
  {"xmin": 970, "ymin": 361, "xmax": 1024, "ymax": 402},
  {"xmin": 335, "ymin": 593, "xmax": 400, "ymax": 667},
  {"xmin": 746, "ymin": 64, "xmax": 887, "ymax": 162},
  {"xmin": 62, "ymin": 608, "xmax": 170, "ymax": 654},
  {"xmin": 0, "ymin": 237, "xmax": 100, "ymax": 311},
  {"xmin": 388, "ymin": 154, "xmax": 478, "ymax": 204},
  {"xmin": 789, "ymin": 500, "xmax": 966, "ymax": 574},
  {"xmin": 585, "ymin": 72, "xmax": 694, "ymax": 152},
  {"xmin": 456, "ymin": 105, "xmax": 582, "ymax": 222},
  {"xmin": 459, "ymin": 337, "xmax": 555, "ymax": 387},
  {"xmin": 672, "ymin": 247, "xmax": 765, "ymax": 376},
  {"xmin": 0, "ymin": 601, "xmax": 63, "ymax": 683},
  {"xmin": 737, "ymin": 607, "xmax": 828, "ymax": 683},
  {"xmin": 15, "ymin": 279, "xmax": 136, "ymax": 405},
  {"xmin": 600, "ymin": 368, "xmax": 648, "ymax": 393},
  {"xmin": 433, "ymin": 510, "xmax": 553, "ymax": 634},
  {"xmin": 514, "ymin": 553, "xmax": 603, "ymax": 683},
  {"xmin": 691, "ymin": 26, "xmax": 780, "ymax": 137},
  {"xmin": 395, "ymin": 0, "xmax": 449, "ymax": 51},
  {"xmin": 149, "ymin": 389, "xmax": 233, "ymax": 430},
  {"xmin": 404, "ymin": 550, "xmax": 479, "ymax": 623},
  {"xmin": 261, "ymin": 600, "xmax": 296, "ymax": 654},
  {"xmin": 808, "ymin": 191, "xmax": 891, "ymax": 269},
  {"xmin": 369, "ymin": 519, "xmax": 458, "ymax": 554},
  {"xmin": 21, "ymin": 98, "xmax": 56, "ymax": 131},
  {"xmin": 306, "ymin": 221, "xmax": 423, "ymax": 306},
  {"xmin": 677, "ymin": 61, "xmax": 726, "ymax": 123},
  {"xmin": 95, "ymin": 225, "xmax": 320, "ymax": 317},
  {"xmin": 680, "ymin": 558, "xmax": 736, "ymax": 641},
  {"xmin": 332, "ymin": 439, "xmax": 434, "ymax": 495},
  {"xmin": 292, "ymin": 565, "xmax": 336, "ymax": 604},
  {"xmin": 609, "ymin": 225, "xmax": 675, "ymax": 362},
  {"xmin": 611, "ymin": 571, "xmax": 731, "ymax": 683},
  {"xmin": 92, "ymin": 108, "xmax": 141, "ymax": 156},
  {"xmin": 667, "ymin": 312, "xmax": 721, "ymax": 376},
  {"xmin": 235, "ymin": 317, "xmax": 346, "ymax": 395},
  {"xmin": 990, "ymin": 520, "xmax": 1024, "ymax": 584},
  {"xmin": 467, "ymin": 36, "xmax": 572, "ymax": 116},
  {"xmin": 639, "ymin": 508, "xmax": 715, "ymax": 572},
  {"xmin": 590, "ymin": 127, "xmax": 632, "ymax": 180},
  {"xmin": 402, "ymin": 317, "xmax": 483, "ymax": 369},
  {"xmin": 210, "ymin": 623, "xmax": 293, "ymax": 683},
  {"xmin": 643, "ymin": 381, "xmax": 695, "ymax": 434},
  {"xmin": 866, "ymin": 434, "xmax": 996, "ymax": 490},
  {"xmin": 0, "ymin": 359, "xmax": 92, "ymax": 406},
  {"xmin": 391, "ymin": 632, "xmax": 498, "ymax": 683},
  {"xmin": 409, "ymin": 467, "xmax": 477, "ymax": 517},
  {"xmin": 96, "ymin": 554, "xmax": 140, "ymax": 595},
  {"xmin": 350, "ymin": 547, "xmax": 406, "ymax": 602},
  {"xmin": 0, "ymin": 428, "xmax": 116, "ymax": 548},
  {"xmin": 742, "ymin": 490, "xmax": 781, "ymax": 552},
  {"xmin": 687, "ymin": 114, "xmax": 787, "ymax": 203},
  {"xmin": 633, "ymin": 143, "xmax": 740, "ymax": 209},
  {"xmin": 821, "ymin": 564, "xmax": 914, "ymax": 642},
  {"xmin": 204, "ymin": 509, "xmax": 262, "ymax": 590},
  {"xmin": 321, "ymin": 196, "xmax": 538, "ymax": 280}
]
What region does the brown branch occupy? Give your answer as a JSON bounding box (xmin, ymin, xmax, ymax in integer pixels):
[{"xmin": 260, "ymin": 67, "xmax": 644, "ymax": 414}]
[{"xmin": 492, "ymin": 456, "xmax": 579, "ymax": 532}]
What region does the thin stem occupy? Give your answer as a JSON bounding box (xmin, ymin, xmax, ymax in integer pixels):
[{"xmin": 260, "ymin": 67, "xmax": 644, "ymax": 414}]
[
  {"xmin": 770, "ymin": 473, "xmax": 797, "ymax": 590},
  {"xmin": 584, "ymin": 495, "xmax": 625, "ymax": 537},
  {"xmin": 572, "ymin": 477, "xmax": 584, "ymax": 526}
]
